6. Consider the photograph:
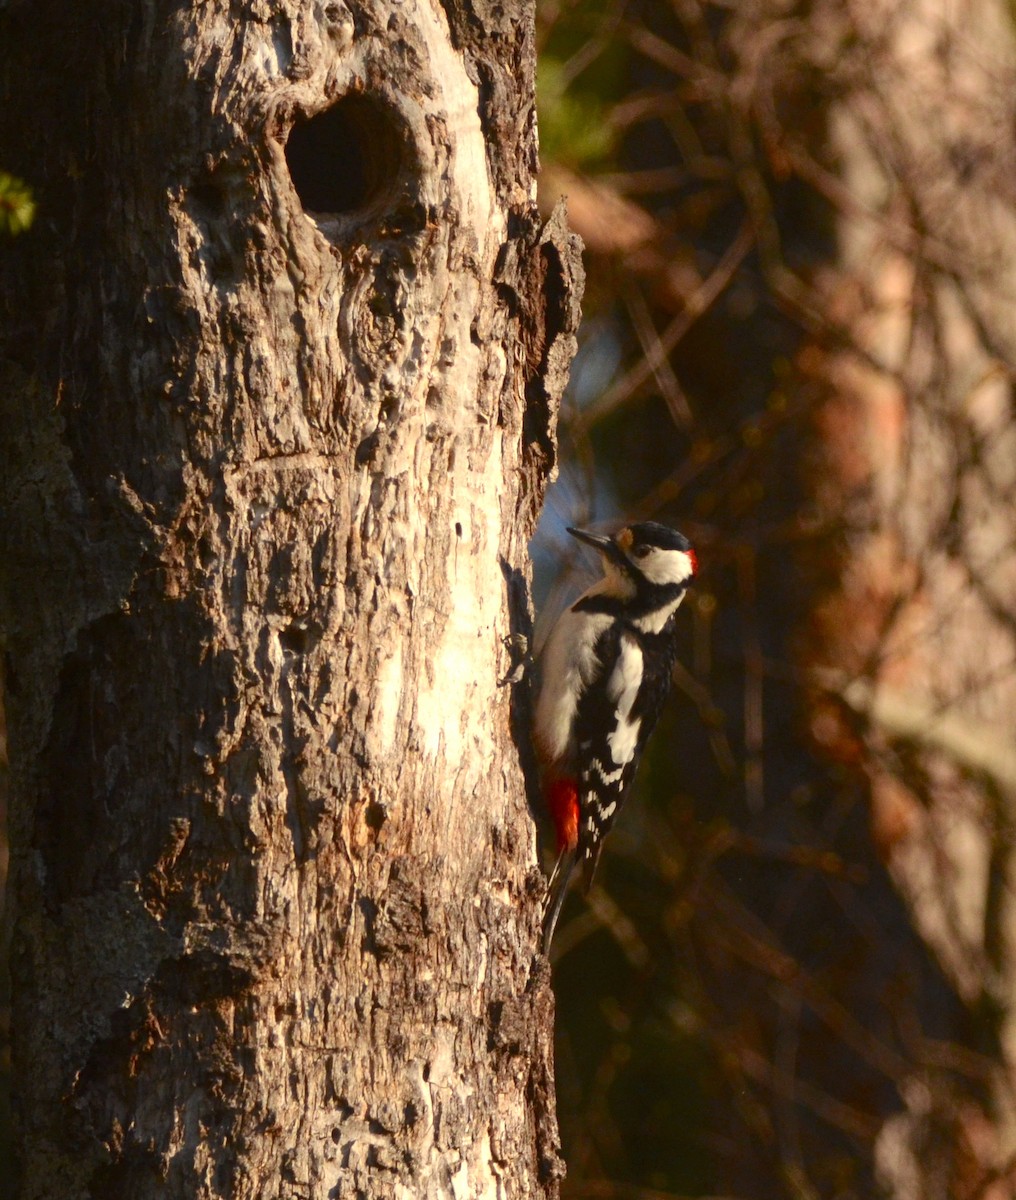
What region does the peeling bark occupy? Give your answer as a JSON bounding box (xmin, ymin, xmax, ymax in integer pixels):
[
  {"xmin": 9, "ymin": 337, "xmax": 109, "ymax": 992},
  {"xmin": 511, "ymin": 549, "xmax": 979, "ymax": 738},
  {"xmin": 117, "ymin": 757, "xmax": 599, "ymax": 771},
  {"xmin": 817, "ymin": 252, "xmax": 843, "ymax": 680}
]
[{"xmin": 0, "ymin": 2, "xmax": 582, "ymax": 1197}]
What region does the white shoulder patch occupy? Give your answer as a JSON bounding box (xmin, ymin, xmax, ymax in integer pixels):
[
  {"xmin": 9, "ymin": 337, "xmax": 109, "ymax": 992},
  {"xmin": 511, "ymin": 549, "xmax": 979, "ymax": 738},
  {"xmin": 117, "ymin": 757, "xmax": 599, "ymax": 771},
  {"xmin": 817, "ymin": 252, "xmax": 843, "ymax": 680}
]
[{"xmin": 605, "ymin": 632, "xmax": 643, "ymax": 767}]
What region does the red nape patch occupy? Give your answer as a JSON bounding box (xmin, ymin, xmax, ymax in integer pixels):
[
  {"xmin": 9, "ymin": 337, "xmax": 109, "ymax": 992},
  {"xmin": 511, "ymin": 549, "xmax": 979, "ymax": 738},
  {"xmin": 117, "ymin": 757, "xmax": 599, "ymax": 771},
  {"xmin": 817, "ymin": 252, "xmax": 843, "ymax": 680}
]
[
  {"xmin": 688, "ymin": 548, "xmax": 699, "ymax": 576},
  {"xmin": 548, "ymin": 778, "xmax": 580, "ymax": 852}
]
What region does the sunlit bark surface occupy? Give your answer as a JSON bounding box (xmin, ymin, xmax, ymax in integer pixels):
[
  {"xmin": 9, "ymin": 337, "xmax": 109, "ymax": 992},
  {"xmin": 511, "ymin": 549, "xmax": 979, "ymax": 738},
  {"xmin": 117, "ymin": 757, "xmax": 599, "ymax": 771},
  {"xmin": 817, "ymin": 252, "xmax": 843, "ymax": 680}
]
[{"xmin": 0, "ymin": 2, "xmax": 582, "ymax": 1197}]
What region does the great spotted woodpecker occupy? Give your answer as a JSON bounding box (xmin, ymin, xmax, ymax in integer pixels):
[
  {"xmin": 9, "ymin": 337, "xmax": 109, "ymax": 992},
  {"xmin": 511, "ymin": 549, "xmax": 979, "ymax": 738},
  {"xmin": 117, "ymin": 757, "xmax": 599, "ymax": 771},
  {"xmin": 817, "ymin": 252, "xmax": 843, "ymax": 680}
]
[{"xmin": 535, "ymin": 521, "xmax": 697, "ymax": 949}]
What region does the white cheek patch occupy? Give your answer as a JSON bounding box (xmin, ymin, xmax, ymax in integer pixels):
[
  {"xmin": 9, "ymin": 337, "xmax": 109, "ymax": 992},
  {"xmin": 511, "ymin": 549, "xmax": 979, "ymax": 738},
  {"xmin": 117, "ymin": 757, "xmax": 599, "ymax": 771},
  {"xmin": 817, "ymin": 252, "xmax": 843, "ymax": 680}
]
[{"xmin": 635, "ymin": 549, "xmax": 695, "ymax": 587}]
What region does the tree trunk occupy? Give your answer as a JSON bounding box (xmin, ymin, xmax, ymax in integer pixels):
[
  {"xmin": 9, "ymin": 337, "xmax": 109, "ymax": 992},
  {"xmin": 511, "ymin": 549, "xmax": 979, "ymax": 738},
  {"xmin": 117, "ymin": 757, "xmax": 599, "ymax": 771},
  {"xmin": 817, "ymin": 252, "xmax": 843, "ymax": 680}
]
[{"xmin": 0, "ymin": 2, "xmax": 582, "ymax": 1197}]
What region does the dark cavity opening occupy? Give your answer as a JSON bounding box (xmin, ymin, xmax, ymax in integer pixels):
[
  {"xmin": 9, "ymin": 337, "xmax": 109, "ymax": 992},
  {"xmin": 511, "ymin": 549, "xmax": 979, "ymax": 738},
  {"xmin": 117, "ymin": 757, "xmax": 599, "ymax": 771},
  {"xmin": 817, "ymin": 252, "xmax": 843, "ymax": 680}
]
[
  {"xmin": 285, "ymin": 94, "xmax": 402, "ymax": 218},
  {"xmin": 279, "ymin": 624, "xmax": 309, "ymax": 656}
]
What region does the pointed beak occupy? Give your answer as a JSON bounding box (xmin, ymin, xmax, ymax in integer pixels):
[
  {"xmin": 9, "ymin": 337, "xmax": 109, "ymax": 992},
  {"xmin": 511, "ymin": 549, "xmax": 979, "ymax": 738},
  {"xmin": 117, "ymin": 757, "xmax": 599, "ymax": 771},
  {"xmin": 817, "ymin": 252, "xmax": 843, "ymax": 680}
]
[{"xmin": 566, "ymin": 526, "xmax": 626, "ymax": 564}]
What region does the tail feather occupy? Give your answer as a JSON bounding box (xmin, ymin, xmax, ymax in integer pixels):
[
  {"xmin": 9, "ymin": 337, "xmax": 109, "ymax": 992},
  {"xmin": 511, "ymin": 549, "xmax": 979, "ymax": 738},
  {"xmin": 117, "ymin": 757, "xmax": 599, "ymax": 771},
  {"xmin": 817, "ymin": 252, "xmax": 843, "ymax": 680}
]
[
  {"xmin": 542, "ymin": 850, "xmax": 577, "ymax": 954},
  {"xmin": 581, "ymin": 839, "xmax": 604, "ymax": 892}
]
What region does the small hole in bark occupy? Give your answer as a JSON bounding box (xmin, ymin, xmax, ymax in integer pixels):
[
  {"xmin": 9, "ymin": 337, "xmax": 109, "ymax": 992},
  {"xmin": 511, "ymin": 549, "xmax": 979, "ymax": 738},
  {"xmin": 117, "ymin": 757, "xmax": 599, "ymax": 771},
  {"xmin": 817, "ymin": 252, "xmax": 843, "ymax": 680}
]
[
  {"xmin": 189, "ymin": 180, "xmax": 226, "ymax": 217},
  {"xmin": 365, "ymin": 801, "xmax": 386, "ymax": 832},
  {"xmin": 279, "ymin": 625, "xmax": 309, "ymax": 655},
  {"xmin": 455, "ymin": 522, "xmax": 463, "ymax": 538},
  {"xmin": 355, "ymin": 430, "xmax": 380, "ymax": 465},
  {"xmin": 285, "ymin": 94, "xmax": 402, "ymax": 218}
]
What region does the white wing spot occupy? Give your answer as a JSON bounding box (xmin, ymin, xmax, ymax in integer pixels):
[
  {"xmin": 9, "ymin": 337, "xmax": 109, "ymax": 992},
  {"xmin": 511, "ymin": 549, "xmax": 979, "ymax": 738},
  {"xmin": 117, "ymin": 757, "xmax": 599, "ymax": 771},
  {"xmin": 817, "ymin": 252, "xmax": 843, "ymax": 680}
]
[{"xmin": 592, "ymin": 759, "xmax": 624, "ymax": 784}]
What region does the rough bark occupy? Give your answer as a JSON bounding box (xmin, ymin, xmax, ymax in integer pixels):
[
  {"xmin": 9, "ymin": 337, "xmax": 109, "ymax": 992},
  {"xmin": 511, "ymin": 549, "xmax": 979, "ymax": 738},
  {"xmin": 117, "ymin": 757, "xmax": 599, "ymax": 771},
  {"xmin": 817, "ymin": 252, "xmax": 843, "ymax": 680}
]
[{"xmin": 0, "ymin": 2, "xmax": 582, "ymax": 1197}]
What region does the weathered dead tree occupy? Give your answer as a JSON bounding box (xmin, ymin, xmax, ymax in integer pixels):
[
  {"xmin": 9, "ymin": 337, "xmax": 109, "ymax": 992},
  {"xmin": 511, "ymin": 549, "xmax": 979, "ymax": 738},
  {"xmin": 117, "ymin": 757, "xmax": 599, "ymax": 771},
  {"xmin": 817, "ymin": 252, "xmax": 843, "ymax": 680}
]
[{"xmin": 0, "ymin": 2, "xmax": 582, "ymax": 1197}]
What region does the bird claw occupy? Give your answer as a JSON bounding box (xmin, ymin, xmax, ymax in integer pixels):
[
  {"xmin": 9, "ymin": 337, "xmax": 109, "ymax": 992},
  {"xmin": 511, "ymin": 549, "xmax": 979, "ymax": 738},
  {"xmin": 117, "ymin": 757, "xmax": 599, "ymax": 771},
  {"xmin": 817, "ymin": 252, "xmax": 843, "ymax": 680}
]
[{"xmin": 497, "ymin": 632, "xmax": 530, "ymax": 687}]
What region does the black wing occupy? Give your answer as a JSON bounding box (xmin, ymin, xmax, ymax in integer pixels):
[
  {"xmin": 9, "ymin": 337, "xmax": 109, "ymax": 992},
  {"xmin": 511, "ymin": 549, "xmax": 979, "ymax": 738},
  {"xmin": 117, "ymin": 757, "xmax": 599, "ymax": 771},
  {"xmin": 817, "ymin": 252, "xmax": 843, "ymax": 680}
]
[{"xmin": 574, "ymin": 620, "xmax": 680, "ymax": 885}]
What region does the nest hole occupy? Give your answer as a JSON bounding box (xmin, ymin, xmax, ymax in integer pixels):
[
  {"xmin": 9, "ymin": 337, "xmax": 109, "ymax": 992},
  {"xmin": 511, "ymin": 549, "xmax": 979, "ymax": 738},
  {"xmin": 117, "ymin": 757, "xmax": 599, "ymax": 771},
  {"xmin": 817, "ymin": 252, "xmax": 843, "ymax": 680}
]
[{"xmin": 285, "ymin": 94, "xmax": 403, "ymax": 219}]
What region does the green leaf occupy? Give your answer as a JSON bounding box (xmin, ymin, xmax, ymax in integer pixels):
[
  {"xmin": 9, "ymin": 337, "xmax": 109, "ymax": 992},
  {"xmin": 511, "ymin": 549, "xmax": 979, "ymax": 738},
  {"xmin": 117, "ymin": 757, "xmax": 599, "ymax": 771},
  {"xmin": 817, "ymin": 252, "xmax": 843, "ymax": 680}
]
[
  {"xmin": 0, "ymin": 171, "xmax": 37, "ymax": 236},
  {"xmin": 537, "ymin": 56, "xmax": 617, "ymax": 171}
]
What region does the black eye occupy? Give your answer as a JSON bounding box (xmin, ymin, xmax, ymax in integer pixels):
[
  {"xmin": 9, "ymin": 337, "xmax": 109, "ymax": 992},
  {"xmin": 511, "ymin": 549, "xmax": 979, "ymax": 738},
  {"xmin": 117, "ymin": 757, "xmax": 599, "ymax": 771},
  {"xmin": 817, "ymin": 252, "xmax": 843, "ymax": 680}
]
[{"xmin": 633, "ymin": 545, "xmax": 651, "ymax": 559}]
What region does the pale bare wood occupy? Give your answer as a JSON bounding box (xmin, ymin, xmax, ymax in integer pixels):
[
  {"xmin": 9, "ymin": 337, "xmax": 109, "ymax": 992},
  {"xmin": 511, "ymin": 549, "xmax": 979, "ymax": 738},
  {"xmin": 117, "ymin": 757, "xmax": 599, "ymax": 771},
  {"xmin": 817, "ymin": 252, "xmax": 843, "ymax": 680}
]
[{"xmin": 0, "ymin": 2, "xmax": 583, "ymax": 1197}]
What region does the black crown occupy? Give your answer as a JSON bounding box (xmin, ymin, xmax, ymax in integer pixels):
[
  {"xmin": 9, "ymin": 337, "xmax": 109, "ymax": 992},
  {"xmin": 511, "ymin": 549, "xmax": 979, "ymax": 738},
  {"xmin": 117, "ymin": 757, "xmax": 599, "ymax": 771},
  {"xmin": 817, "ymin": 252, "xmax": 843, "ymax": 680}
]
[{"xmin": 628, "ymin": 522, "xmax": 692, "ymax": 553}]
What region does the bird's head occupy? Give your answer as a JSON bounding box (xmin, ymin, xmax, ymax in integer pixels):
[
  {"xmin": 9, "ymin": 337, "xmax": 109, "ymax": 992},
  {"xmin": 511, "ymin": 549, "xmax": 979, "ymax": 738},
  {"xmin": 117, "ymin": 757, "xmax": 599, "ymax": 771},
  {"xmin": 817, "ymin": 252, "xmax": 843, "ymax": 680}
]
[{"xmin": 568, "ymin": 521, "xmax": 697, "ymax": 600}]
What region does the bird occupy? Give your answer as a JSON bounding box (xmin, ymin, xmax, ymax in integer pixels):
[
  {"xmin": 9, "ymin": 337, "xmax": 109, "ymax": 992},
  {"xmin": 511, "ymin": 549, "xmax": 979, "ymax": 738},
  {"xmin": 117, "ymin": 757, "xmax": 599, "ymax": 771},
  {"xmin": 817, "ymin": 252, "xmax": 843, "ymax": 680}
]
[{"xmin": 534, "ymin": 521, "xmax": 697, "ymax": 950}]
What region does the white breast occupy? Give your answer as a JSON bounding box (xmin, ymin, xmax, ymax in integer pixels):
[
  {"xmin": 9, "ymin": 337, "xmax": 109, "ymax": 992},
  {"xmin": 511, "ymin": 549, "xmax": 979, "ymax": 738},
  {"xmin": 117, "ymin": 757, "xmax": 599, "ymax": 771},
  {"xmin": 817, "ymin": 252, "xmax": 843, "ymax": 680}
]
[{"xmin": 535, "ymin": 603, "xmax": 613, "ymax": 765}]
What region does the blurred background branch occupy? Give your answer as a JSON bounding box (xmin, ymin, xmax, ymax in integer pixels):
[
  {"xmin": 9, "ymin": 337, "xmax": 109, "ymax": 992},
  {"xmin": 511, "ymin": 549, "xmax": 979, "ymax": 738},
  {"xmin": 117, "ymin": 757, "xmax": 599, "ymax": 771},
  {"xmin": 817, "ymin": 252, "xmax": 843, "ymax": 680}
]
[{"xmin": 533, "ymin": 1, "xmax": 1016, "ymax": 1197}]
